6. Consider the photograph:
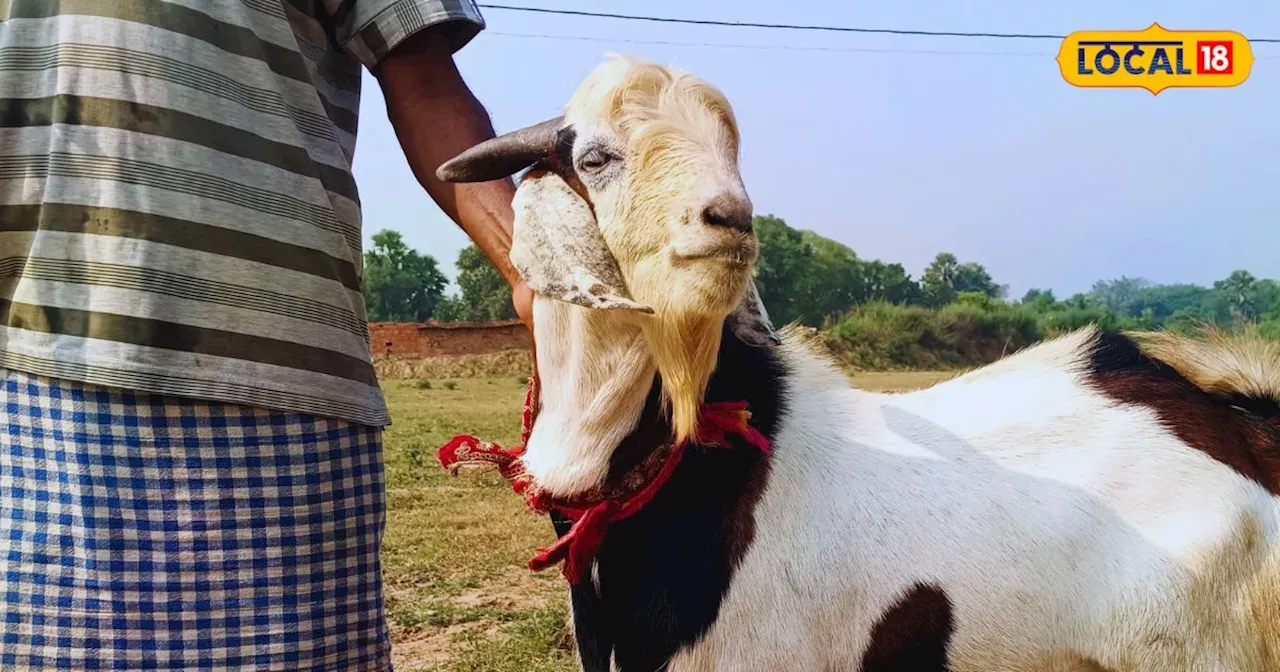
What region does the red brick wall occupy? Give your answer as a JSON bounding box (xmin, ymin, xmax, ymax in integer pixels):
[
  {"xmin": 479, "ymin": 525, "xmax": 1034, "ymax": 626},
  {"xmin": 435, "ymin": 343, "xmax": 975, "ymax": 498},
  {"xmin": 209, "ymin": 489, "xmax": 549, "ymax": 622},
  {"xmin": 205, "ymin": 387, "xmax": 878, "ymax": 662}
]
[{"xmin": 368, "ymin": 320, "xmax": 530, "ymax": 358}]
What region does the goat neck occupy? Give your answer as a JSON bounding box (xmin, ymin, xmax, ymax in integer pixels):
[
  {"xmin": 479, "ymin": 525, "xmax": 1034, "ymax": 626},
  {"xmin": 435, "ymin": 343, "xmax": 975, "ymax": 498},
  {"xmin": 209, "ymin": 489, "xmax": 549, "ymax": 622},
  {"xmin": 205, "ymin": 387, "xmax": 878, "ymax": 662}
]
[{"xmin": 520, "ymin": 297, "xmax": 658, "ymax": 496}]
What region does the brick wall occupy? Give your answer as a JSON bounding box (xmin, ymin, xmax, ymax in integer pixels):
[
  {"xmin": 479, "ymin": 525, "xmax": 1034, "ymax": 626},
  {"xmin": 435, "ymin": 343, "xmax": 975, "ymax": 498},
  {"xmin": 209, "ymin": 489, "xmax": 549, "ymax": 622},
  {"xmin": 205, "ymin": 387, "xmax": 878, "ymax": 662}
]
[{"xmin": 368, "ymin": 320, "xmax": 530, "ymax": 358}]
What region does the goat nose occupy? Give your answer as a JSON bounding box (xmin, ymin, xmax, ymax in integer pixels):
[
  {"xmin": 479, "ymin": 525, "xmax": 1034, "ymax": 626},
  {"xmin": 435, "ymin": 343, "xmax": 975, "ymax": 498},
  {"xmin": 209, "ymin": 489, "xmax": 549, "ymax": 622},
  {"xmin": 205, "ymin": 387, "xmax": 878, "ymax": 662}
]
[{"xmin": 701, "ymin": 194, "xmax": 753, "ymax": 233}]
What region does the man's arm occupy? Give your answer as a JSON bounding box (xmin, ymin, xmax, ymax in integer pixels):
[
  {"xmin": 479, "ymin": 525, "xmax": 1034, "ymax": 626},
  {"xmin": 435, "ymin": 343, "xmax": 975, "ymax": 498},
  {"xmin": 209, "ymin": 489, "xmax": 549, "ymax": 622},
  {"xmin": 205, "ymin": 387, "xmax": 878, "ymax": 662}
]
[{"xmin": 373, "ymin": 26, "xmax": 528, "ymax": 305}]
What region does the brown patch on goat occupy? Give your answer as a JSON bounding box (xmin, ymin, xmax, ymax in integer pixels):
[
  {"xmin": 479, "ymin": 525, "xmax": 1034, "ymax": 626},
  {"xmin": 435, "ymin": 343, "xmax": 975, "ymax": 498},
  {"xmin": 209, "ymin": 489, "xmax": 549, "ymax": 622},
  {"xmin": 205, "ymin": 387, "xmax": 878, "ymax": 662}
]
[
  {"xmin": 1086, "ymin": 331, "xmax": 1280, "ymax": 496},
  {"xmin": 859, "ymin": 583, "xmax": 954, "ymax": 672},
  {"xmin": 1128, "ymin": 327, "xmax": 1280, "ymax": 404}
]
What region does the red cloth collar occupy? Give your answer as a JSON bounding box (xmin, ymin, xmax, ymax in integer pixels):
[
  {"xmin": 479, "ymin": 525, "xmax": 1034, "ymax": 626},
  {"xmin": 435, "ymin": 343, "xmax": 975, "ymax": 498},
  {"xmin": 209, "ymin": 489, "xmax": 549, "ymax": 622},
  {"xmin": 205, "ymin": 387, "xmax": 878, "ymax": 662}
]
[{"xmin": 437, "ymin": 373, "xmax": 770, "ymax": 584}]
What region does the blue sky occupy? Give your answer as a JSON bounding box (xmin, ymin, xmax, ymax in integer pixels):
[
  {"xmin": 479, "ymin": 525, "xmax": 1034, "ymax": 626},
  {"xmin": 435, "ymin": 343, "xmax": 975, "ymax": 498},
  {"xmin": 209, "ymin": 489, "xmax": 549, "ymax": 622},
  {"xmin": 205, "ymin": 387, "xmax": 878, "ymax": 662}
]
[{"xmin": 351, "ymin": 1, "xmax": 1280, "ymax": 300}]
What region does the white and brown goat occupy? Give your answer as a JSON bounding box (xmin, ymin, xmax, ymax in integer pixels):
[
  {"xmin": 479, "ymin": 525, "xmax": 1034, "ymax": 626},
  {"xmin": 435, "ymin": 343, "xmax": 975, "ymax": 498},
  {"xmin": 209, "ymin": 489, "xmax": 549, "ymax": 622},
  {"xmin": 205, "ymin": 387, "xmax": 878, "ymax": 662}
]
[{"xmin": 437, "ymin": 54, "xmax": 1280, "ymax": 672}]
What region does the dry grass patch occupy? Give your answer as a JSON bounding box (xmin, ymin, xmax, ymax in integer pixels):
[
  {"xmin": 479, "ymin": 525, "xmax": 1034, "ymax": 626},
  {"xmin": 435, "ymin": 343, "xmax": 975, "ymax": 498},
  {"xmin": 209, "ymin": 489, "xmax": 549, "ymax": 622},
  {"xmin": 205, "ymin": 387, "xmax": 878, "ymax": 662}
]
[{"xmin": 375, "ymin": 350, "xmax": 532, "ymax": 381}]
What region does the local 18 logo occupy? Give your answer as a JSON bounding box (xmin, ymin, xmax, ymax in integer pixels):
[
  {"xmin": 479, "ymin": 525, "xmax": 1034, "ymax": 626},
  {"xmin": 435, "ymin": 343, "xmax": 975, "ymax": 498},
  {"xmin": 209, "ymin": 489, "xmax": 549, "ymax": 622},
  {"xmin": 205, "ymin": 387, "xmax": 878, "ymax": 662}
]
[{"xmin": 1056, "ymin": 23, "xmax": 1254, "ymax": 94}]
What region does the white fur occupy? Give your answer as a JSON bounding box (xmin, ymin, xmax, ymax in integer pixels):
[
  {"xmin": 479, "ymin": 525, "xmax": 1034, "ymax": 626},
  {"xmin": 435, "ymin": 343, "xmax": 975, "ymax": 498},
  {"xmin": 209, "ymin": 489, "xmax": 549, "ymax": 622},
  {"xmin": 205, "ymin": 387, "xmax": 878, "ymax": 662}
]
[
  {"xmin": 664, "ymin": 328, "xmax": 1280, "ymax": 671},
  {"xmin": 521, "ymin": 296, "xmax": 655, "ymax": 494},
  {"xmin": 529, "ymin": 308, "xmax": 1280, "ymax": 669}
]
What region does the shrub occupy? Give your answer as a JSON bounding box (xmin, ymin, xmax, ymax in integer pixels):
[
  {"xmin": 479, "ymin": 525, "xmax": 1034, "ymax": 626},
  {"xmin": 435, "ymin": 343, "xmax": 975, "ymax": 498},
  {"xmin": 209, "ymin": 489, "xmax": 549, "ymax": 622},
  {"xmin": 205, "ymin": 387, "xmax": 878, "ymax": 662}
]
[
  {"xmin": 442, "ymin": 381, "xmax": 458, "ymax": 390},
  {"xmin": 1260, "ymin": 315, "xmax": 1280, "ymax": 340},
  {"xmin": 828, "ymin": 301, "xmax": 1043, "ymax": 370},
  {"xmin": 413, "ymin": 379, "xmax": 432, "ymax": 390}
]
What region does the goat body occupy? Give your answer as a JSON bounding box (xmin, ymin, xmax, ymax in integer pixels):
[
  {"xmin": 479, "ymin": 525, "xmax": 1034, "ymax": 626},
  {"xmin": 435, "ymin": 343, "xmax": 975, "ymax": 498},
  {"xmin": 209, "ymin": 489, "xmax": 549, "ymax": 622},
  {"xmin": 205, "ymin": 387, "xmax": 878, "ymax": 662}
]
[
  {"xmin": 561, "ymin": 325, "xmax": 1280, "ymax": 672},
  {"xmin": 429, "ymin": 53, "xmax": 1280, "ymax": 672}
]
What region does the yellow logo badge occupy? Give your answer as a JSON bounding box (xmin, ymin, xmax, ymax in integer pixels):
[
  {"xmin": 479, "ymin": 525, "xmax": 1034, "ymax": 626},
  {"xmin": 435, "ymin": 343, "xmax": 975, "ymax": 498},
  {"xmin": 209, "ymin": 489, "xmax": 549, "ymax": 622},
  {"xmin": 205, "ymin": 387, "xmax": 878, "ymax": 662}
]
[{"xmin": 1056, "ymin": 23, "xmax": 1254, "ymax": 94}]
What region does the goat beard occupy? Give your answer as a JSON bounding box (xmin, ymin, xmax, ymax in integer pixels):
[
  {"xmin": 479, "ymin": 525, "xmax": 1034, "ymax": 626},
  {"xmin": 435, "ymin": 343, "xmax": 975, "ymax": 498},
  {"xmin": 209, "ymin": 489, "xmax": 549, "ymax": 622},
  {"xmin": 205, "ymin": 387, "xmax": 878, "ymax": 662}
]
[{"xmin": 642, "ymin": 311, "xmax": 725, "ymax": 444}]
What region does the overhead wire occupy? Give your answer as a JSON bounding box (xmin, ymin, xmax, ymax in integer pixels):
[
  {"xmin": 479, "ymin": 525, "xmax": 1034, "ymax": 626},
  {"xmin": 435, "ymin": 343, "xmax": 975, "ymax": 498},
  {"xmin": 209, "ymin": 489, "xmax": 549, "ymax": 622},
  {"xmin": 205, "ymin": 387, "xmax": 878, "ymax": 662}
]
[
  {"xmin": 485, "ymin": 31, "xmax": 1052, "ymax": 57},
  {"xmin": 476, "ymin": 4, "xmax": 1280, "ymax": 44},
  {"xmin": 484, "ymin": 31, "xmax": 1280, "ymax": 60}
]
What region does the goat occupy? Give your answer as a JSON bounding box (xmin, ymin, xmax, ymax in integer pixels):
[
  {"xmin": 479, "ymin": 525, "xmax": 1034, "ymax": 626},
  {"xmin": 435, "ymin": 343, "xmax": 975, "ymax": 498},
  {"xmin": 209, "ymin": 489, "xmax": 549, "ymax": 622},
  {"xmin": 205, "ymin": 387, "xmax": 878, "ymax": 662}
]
[{"xmin": 435, "ymin": 54, "xmax": 1280, "ymax": 672}]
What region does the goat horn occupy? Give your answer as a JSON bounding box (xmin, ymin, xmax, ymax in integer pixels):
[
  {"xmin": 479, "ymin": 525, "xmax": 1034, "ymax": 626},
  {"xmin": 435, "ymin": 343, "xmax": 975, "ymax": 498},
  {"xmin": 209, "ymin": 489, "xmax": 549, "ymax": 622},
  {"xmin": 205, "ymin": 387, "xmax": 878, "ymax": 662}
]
[{"xmin": 435, "ymin": 115, "xmax": 566, "ymax": 183}]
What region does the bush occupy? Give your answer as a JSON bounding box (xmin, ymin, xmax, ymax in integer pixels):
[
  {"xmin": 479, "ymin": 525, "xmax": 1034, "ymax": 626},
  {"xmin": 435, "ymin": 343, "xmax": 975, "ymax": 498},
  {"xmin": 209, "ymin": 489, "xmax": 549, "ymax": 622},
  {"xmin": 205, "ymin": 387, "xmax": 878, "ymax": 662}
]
[
  {"xmin": 517, "ymin": 375, "xmax": 529, "ymax": 386},
  {"xmin": 1260, "ymin": 315, "xmax": 1280, "ymax": 339},
  {"xmin": 442, "ymin": 381, "xmax": 458, "ymax": 390},
  {"xmin": 828, "ymin": 301, "xmax": 1043, "ymax": 370},
  {"xmin": 413, "ymin": 379, "xmax": 432, "ymax": 390},
  {"xmin": 822, "ymin": 294, "xmax": 1280, "ymax": 371}
]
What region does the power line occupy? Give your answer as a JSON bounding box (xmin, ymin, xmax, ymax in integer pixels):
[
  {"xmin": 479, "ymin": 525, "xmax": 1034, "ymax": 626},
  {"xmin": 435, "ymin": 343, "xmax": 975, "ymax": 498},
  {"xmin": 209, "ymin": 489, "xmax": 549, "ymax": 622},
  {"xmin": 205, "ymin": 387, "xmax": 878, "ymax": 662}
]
[
  {"xmin": 486, "ymin": 32, "xmax": 1051, "ymax": 57},
  {"xmin": 486, "ymin": 31, "xmax": 1280, "ymax": 59},
  {"xmin": 477, "ymin": 4, "xmax": 1280, "ymax": 44},
  {"xmin": 478, "ymin": 4, "xmax": 1063, "ymax": 39}
]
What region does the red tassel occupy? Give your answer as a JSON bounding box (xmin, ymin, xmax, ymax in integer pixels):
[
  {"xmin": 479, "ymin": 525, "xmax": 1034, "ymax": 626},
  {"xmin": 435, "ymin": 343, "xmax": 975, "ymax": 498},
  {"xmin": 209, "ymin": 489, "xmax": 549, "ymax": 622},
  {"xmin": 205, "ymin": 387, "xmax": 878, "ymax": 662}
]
[
  {"xmin": 529, "ymin": 500, "xmax": 620, "ymax": 582},
  {"xmin": 696, "ymin": 401, "xmax": 770, "ymax": 455},
  {"xmin": 437, "ymin": 372, "xmax": 772, "ymax": 585}
]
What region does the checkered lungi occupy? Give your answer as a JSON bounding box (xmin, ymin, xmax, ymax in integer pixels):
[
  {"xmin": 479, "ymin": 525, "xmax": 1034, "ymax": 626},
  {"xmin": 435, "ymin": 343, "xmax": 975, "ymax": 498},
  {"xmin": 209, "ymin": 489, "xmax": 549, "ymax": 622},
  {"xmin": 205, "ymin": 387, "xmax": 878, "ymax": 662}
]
[{"xmin": 0, "ymin": 367, "xmax": 391, "ymax": 671}]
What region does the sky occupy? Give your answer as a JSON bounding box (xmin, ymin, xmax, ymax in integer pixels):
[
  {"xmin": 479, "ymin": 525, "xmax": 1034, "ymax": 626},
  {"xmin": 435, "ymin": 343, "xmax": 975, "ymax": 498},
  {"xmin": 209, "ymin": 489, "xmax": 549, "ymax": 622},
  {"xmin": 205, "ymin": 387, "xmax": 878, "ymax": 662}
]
[{"xmin": 350, "ymin": 0, "xmax": 1280, "ymax": 300}]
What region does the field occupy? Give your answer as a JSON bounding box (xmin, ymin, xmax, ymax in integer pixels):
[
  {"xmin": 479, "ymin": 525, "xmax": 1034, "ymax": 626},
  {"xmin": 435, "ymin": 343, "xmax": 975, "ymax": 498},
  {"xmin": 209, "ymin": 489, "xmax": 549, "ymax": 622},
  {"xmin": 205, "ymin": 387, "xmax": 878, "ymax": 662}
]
[{"xmin": 382, "ymin": 370, "xmax": 955, "ymax": 671}]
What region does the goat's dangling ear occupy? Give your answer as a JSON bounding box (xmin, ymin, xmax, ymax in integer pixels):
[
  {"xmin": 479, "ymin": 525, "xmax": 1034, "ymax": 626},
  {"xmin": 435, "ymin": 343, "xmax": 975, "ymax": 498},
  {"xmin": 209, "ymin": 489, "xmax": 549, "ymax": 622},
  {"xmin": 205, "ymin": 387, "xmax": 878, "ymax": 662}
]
[
  {"xmin": 510, "ymin": 171, "xmax": 654, "ymax": 314},
  {"xmin": 727, "ymin": 279, "xmax": 781, "ymax": 347}
]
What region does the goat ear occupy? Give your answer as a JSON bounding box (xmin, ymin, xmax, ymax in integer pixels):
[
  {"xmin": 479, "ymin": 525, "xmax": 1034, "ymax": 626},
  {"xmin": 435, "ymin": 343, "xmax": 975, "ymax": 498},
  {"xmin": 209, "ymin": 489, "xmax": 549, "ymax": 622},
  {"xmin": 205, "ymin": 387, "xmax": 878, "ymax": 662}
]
[
  {"xmin": 510, "ymin": 171, "xmax": 654, "ymax": 314},
  {"xmin": 727, "ymin": 279, "xmax": 781, "ymax": 347}
]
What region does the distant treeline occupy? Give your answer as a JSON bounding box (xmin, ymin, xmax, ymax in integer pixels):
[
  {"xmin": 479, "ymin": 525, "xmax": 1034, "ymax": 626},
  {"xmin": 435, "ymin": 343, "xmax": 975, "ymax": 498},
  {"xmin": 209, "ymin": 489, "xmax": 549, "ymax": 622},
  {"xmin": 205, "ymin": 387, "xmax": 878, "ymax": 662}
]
[
  {"xmin": 363, "ymin": 217, "xmax": 1278, "ymax": 369},
  {"xmin": 748, "ymin": 215, "xmax": 1279, "ymax": 369}
]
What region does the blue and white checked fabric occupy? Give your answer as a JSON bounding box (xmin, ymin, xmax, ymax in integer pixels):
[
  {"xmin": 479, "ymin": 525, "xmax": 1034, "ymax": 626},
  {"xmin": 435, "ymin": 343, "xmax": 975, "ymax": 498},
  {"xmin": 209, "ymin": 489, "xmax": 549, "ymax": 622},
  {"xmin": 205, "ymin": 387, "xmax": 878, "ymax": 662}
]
[{"xmin": 0, "ymin": 367, "xmax": 391, "ymax": 671}]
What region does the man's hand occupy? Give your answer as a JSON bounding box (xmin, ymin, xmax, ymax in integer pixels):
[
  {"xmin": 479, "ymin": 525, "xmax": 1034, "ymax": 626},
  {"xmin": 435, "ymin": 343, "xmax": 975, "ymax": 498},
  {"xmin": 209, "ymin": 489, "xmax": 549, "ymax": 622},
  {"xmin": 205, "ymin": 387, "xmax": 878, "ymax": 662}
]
[
  {"xmin": 375, "ymin": 24, "xmax": 532, "ymax": 330},
  {"xmin": 512, "ymin": 280, "xmax": 534, "ymax": 332},
  {"xmin": 512, "ymin": 279, "xmax": 537, "ymax": 382}
]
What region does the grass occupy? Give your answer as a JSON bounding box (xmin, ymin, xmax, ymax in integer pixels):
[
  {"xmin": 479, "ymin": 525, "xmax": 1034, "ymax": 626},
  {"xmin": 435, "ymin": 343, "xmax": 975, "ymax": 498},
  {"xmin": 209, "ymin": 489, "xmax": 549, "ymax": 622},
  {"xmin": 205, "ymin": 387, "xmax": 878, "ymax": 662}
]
[
  {"xmin": 380, "ymin": 375, "xmax": 572, "ymax": 671},
  {"xmin": 382, "ymin": 370, "xmax": 954, "ymax": 671}
]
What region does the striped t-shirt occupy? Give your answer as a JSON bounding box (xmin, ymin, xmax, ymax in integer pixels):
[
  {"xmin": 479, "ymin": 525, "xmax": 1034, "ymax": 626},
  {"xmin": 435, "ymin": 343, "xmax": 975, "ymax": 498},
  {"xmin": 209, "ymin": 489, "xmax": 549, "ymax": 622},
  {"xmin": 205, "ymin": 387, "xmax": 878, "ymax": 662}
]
[{"xmin": 0, "ymin": 0, "xmax": 487, "ymax": 426}]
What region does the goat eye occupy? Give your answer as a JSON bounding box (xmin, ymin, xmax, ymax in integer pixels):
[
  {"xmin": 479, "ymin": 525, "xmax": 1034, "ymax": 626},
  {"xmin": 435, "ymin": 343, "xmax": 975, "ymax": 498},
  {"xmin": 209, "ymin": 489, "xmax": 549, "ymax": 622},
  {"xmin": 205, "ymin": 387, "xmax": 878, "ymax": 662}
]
[{"xmin": 579, "ymin": 150, "xmax": 613, "ymax": 171}]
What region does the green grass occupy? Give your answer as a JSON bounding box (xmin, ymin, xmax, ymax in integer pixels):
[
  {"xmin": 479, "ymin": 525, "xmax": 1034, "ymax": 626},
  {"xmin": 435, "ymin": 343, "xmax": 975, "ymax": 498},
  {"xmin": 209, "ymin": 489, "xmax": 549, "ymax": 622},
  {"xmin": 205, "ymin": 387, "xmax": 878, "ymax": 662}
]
[
  {"xmin": 381, "ymin": 376, "xmax": 576, "ymax": 671},
  {"xmin": 382, "ymin": 371, "xmax": 953, "ymax": 670}
]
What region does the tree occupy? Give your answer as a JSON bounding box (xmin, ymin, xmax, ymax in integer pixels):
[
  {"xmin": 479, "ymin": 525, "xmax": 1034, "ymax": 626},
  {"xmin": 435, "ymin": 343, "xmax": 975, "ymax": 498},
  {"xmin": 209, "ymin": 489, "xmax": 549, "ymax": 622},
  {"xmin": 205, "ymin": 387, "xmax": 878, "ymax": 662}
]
[
  {"xmin": 1064, "ymin": 293, "xmax": 1092, "ymax": 310},
  {"xmin": 921, "ymin": 253, "xmax": 1000, "ymax": 304},
  {"xmin": 1126, "ymin": 283, "xmax": 1215, "ymax": 324},
  {"xmin": 862, "ymin": 260, "xmax": 922, "ymax": 306},
  {"xmin": 1214, "ymin": 269, "xmax": 1260, "ymax": 323},
  {"xmin": 442, "ymin": 244, "xmax": 517, "ymax": 322},
  {"xmin": 362, "ymin": 229, "xmax": 447, "ymax": 322},
  {"xmin": 921, "ymin": 253, "xmax": 959, "ymax": 307},
  {"xmin": 1261, "ymin": 314, "xmax": 1280, "ymax": 339},
  {"xmin": 1256, "ymin": 279, "xmax": 1280, "ymax": 318},
  {"xmin": 953, "ymin": 261, "xmax": 1004, "ymax": 299},
  {"xmin": 752, "ymin": 215, "xmax": 816, "ymax": 327},
  {"xmin": 920, "ymin": 253, "xmax": 959, "ymax": 305},
  {"xmin": 796, "ymin": 232, "xmax": 865, "ymax": 326},
  {"xmin": 1021, "ymin": 288, "xmax": 1057, "ymax": 308},
  {"xmin": 1088, "ymin": 276, "xmax": 1150, "ymax": 314},
  {"xmin": 754, "ymin": 218, "xmax": 925, "ymax": 327}
]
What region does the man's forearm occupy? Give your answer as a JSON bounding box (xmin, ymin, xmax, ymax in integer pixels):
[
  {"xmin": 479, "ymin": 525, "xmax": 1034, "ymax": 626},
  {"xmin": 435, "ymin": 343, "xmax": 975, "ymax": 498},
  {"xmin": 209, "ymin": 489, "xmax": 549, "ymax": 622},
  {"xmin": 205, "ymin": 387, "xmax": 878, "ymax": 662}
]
[{"xmin": 375, "ymin": 29, "xmax": 520, "ymax": 285}]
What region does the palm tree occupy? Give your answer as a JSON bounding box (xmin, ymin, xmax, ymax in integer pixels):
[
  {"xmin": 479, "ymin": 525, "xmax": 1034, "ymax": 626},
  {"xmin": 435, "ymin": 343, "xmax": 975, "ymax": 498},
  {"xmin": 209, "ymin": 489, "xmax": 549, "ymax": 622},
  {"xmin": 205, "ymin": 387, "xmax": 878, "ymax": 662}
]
[{"xmin": 1215, "ymin": 270, "xmax": 1259, "ymax": 324}]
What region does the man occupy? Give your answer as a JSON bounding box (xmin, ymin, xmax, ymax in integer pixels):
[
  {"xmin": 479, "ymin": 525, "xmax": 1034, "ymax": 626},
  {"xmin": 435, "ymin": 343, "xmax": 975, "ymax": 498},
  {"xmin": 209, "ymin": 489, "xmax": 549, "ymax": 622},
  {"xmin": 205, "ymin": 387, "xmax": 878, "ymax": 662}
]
[{"xmin": 0, "ymin": 2, "xmax": 529, "ymax": 669}]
